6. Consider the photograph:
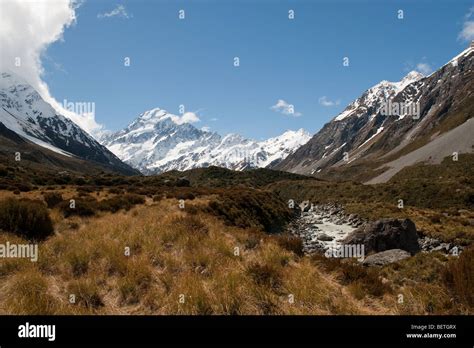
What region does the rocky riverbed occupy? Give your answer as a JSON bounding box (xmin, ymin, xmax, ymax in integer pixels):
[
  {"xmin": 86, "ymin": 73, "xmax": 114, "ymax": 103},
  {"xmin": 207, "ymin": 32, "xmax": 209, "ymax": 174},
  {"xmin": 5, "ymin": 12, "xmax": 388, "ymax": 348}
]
[
  {"xmin": 286, "ymin": 203, "xmax": 366, "ymax": 254},
  {"xmin": 286, "ymin": 202, "xmax": 463, "ymax": 259}
]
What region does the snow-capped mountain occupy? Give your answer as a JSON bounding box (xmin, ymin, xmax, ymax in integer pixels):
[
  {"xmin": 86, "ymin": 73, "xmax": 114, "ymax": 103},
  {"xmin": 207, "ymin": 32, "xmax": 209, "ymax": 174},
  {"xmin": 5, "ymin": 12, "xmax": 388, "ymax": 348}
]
[
  {"xmin": 334, "ymin": 71, "xmax": 424, "ymax": 121},
  {"xmin": 275, "ymin": 44, "xmax": 474, "ymax": 181},
  {"xmin": 0, "ymin": 71, "xmax": 137, "ymax": 175},
  {"xmin": 101, "ymin": 108, "xmax": 311, "ymax": 174}
]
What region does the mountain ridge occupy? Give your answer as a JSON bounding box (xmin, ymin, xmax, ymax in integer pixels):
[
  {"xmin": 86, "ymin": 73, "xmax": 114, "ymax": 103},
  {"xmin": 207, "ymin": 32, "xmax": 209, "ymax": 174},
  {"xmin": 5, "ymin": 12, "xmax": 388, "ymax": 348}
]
[
  {"xmin": 274, "ymin": 45, "xmax": 474, "ymax": 182},
  {"xmin": 0, "ymin": 71, "xmax": 139, "ymax": 175},
  {"xmin": 101, "ymin": 107, "xmax": 311, "ymax": 174}
]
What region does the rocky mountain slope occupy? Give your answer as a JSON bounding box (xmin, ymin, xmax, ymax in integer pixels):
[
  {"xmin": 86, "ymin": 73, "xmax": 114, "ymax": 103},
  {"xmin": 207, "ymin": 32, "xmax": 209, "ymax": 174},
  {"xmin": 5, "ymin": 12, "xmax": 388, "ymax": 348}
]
[
  {"xmin": 275, "ymin": 45, "xmax": 474, "ymax": 182},
  {"xmin": 0, "ymin": 71, "xmax": 138, "ymax": 175},
  {"xmin": 101, "ymin": 108, "xmax": 311, "ymax": 174}
]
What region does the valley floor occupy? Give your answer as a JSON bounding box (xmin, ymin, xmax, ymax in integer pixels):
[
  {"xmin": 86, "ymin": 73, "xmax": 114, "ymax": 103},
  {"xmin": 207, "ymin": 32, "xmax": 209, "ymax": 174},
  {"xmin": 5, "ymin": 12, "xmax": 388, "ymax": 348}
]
[{"xmin": 0, "ymin": 185, "xmax": 472, "ymax": 315}]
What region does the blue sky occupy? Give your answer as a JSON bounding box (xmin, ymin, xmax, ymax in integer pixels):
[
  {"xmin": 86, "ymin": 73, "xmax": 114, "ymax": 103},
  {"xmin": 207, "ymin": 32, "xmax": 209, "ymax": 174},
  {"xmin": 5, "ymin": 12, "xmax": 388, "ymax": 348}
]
[{"xmin": 41, "ymin": 0, "xmax": 474, "ymax": 140}]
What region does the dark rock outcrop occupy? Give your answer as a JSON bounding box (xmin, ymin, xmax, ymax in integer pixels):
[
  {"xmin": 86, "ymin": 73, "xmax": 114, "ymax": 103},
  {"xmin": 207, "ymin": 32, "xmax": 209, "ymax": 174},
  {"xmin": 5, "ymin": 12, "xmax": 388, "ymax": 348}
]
[{"xmin": 343, "ymin": 218, "xmax": 420, "ymax": 255}]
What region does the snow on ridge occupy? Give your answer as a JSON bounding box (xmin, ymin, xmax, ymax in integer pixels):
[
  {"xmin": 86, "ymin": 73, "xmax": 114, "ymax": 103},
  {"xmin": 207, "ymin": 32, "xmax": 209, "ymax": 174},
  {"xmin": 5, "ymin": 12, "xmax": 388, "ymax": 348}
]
[
  {"xmin": 445, "ymin": 45, "xmax": 473, "ymax": 69},
  {"xmin": 334, "ymin": 71, "xmax": 424, "ymax": 122},
  {"xmin": 103, "ymin": 107, "xmax": 312, "ymax": 174},
  {"xmin": 357, "ymin": 126, "xmax": 384, "ymax": 149}
]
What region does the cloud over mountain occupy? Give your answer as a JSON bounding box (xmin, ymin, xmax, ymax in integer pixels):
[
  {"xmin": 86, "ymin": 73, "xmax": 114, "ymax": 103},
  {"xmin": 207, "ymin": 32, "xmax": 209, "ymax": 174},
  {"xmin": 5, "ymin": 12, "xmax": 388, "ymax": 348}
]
[{"xmin": 0, "ymin": 0, "xmax": 104, "ymax": 137}]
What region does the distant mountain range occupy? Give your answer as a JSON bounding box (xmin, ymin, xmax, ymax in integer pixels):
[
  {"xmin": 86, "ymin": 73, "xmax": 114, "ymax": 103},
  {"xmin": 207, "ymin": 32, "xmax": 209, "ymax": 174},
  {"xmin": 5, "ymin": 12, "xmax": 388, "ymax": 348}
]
[
  {"xmin": 100, "ymin": 108, "xmax": 311, "ymax": 174},
  {"xmin": 275, "ymin": 45, "xmax": 474, "ymax": 183},
  {"xmin": 1, "ymin": 45, "xmax": 472, "ymax": 179}
]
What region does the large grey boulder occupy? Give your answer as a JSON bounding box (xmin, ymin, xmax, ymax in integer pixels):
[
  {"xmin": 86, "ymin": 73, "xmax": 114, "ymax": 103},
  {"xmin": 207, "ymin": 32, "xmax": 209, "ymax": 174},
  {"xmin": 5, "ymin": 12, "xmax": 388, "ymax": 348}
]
[
  {"xmin": 343, "ymin": 218, "xmax": 420, "ymax": 255},
  {"xmin": 362, "ymin": 249, "xmax": 411, "ymax": 266}
]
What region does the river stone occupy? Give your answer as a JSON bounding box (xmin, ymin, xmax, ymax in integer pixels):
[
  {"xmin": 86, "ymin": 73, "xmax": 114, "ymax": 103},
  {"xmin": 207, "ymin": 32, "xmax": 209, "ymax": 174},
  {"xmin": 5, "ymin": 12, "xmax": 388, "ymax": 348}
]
[
  {"xmin": 317, "ymin": 233, "xmax": 334, "ymax": 241},
  {"xmin": 362, "ymin": 249, "xmax": 411, "ymax": 266}
]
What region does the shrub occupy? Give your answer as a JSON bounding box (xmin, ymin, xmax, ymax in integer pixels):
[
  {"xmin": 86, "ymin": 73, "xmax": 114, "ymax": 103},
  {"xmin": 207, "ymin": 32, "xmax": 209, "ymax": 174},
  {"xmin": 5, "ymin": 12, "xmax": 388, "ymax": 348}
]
[
  {"xmin": 98, "ymin": 194, "xmax": 145, "ymax": 213},
  {"xmin": 108, "ymin": 187, "xmax": 123, "ymax": 195},
  {"xmin": 0, "ymin": 198, "xmax": 54, "ymax": 240},
  {"xmin": 176, "ymin": 177, "xmax": 190, "ymax": 187},
  {"xmin": 153, "ymin": 194, "xmax": 164, "ymax": 202},
  {"xmin": 43, "ymin": 192, "xmax": 63, "ymax": 208},
  {"xmin": 177, "ymin": 192, "xmax": 195, "ymax": 200},
  {"xmin": 338, "ymin": 262, "xmax": 391, "ymax": 297},
  {"xmin": 124, "ymin": 193, "xmax": 146, "ymax": 205},
  {"xmin": 0, "ymin": 165, "xmax": 8, "ymax": 177},
  {"xmin": 207, "ymin": 189, "xmax": 294, "ymax": 233},
  {"xmin": 59, "ymin": 197, "xmax": 98, "ymax": 217},
  {"xmin": 74, "ymin": 177, "xmax": 87, "ymax": 185},
  {"xmin": 16, "ymin": 183, "xmax": 32, "ymax": 192}
]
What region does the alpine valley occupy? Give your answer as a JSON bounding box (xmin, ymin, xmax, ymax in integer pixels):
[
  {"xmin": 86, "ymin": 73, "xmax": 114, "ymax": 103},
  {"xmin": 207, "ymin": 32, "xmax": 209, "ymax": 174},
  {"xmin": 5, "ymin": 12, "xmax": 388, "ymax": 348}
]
[{"xmin": 0, "ymin": 8, "xmax": 473, "ymax": 318}]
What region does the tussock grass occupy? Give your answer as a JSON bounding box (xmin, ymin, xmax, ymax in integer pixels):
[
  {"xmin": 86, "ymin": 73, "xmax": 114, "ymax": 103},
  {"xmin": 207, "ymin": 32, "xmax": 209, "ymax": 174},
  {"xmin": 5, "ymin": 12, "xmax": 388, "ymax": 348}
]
[
  {"xmin": 0, "ymin": 193, "xmax": 471, "ymax": 315},
  {"xmin": 443, "ymin": 246, "xmax": 474, "ymax": 308}
]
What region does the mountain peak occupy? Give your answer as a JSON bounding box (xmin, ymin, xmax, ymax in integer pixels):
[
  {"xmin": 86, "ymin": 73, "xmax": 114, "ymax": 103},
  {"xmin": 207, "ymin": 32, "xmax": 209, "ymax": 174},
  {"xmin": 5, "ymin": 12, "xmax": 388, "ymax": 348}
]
[
  {"xmin": 0, "ymin": 70, "xmax": 137, "ymax": 175},
  {"xmin": 334, "ymin": 70, "xmax": 424, "ymax": 122},
  {"xmin": 102, "ymin": 106, "xmax": 311, "ymax": 173},
  {"xmin": 400, "ymin": 70, "xmax": 424, "ymax": 84},
  {"xmin": 137, "ymin": 108, "xmax": 169, "ymax": 123},
  {"xmin": 0, "ymin": 70, "xmax": 33, "ymax": 91}
]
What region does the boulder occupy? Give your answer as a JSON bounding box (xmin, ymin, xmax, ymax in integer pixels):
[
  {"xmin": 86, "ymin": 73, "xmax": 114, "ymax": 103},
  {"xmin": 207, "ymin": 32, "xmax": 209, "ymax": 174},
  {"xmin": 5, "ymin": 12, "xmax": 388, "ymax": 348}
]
[
  {"xmin": 362, "ymin": 249, "xmax": 411, "ymax": 266},
  {"xmin": 343, "ymin": 218, "xmax": 420, "ymax": 255},
  {"xmin": 317, "ymin": 233, "xmax": 334, "ymax": 241}
]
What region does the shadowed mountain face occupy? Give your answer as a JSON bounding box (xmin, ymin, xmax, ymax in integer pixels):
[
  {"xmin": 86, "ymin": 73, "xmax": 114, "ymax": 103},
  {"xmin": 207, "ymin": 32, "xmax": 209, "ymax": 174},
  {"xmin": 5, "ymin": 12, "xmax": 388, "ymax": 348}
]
[
  {"xmin": 274, "ymin": 47, "xmax": 474, "ymax": 182},
  {"xmin": 0, "ymin": 121, "xmax": 137, "ymax": 175},
  {"xmin": 0, "ymin": 72, "xmax": 138, "ymax": 175}
]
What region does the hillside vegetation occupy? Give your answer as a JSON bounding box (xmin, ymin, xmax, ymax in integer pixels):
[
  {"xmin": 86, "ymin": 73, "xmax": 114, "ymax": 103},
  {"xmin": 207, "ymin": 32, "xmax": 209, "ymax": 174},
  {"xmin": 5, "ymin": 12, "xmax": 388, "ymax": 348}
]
[{"xmin": 0, "ymin": 158, "xmax": 472, "ymax": 314}]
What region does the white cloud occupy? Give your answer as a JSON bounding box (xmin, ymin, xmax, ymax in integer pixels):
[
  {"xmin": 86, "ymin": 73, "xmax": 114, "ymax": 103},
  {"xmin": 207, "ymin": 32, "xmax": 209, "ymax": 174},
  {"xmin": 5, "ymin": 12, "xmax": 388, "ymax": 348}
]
[
  {"xmin": 318, "ymin": 96, "xmax": 340, "ymax": 107},
  {"xmin": 459, "ymin": 21, "xmax": 474, "ymax": 42},
  {"xmin": 458, "ymin": 7, "xmax": 474, "ymax": 41},
  {"xmin": 170, "ymin": 112, "xmax": 200, "ymax": 125},
  {"xmin": 0, "ymin": 0, "xmax": 105, "ymax": 138},
  {"xmin": 201, "ymin": 126, "xmax": 211, "ymax": 132},
  {"xmin": 415, "ymin": 62, "xmax": 433, "ymax": 75},
  {"xmin": 465, "ymin": 6, "xmax": 474, "ymax": 19},
  {"xmin": 270, "ymin": 99, "xmax": 302, "ymax": 117},
  {"xmin": 97, "ymin": 4, "xmax": 131, "ymax": 19}
]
